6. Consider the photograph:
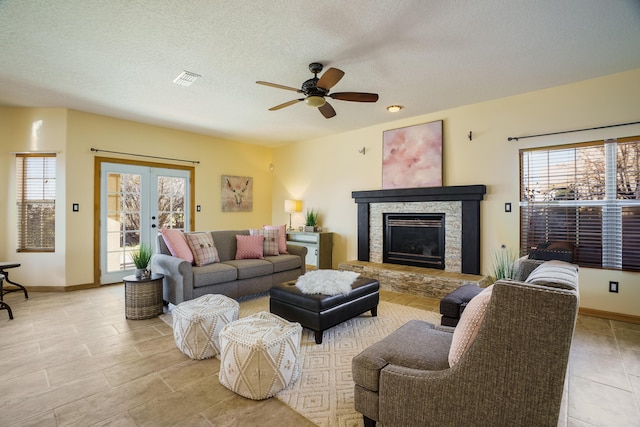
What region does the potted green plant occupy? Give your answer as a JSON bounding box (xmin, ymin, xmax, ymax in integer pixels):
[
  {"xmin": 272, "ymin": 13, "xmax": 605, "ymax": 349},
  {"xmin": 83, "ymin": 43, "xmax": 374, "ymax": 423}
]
[
  {"xmin": 131, "ymin": 242, "xmax": 153, "ymax": 278},
  {"xmin": 305, "ymin": 209, "xmax": 318, "ymax": 232},
  {"xmin": 490, "ymin": 246, "xmax": 518, "ymax": 282}
]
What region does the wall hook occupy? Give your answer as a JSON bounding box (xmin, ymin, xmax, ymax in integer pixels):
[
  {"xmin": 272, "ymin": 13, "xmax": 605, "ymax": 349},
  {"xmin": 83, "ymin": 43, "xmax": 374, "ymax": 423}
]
[
  {"xmin": 468, "ymin": 131, "xmax": 473, "ymax": 141},
  {"xmin": 359, "ymin": 147, "xmax": 366, "ymax": 155}
]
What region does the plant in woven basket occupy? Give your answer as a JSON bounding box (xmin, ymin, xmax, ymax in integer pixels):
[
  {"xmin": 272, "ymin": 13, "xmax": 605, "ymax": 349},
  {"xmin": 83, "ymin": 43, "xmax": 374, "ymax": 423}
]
[{"xmin": 131, "ymin": 243, "xmax": 153, "ymax": 270}]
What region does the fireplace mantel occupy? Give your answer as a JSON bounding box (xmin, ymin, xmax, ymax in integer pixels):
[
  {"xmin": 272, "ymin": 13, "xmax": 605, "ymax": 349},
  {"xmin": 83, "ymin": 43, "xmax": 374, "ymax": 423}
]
[{"xmin": 352, "ymin": 185, "xmax": 486, "ymax": 275}]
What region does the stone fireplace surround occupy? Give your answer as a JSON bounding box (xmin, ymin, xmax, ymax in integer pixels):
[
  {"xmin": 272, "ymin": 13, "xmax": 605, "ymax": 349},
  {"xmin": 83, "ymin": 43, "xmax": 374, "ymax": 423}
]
[{"xmin": 351, "ymin": 185, "xmax": 486, "ymax": 275}]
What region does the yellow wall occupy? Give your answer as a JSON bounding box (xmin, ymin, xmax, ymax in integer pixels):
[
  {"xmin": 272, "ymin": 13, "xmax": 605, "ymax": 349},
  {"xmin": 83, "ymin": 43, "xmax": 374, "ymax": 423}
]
[
  {"xmin": 0, "ymin": 108, "xmax": 68, "ymax": 287},
  {"xmin": 272, "ymin": 68, "xmax": 640, "ymax": 316},
  {"xmin": 1, "ymin": 109, "xmax": 273, "ymax": 288},
  {"xmin": 2, "ymin": 68, "xmax": 639, "ymax": 315}
]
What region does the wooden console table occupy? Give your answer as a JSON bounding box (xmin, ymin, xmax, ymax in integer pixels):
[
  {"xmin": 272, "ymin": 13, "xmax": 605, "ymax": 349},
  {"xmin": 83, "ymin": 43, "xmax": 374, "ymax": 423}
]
[{"xmin": 287, "ymin": 231, "xmax": 333, "ymax": 269}]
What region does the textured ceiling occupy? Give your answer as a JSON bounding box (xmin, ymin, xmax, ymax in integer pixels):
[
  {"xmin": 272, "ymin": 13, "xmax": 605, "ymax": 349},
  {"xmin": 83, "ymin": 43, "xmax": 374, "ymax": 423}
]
[{"xmin": 1, "ymin": 0, "xmax": 640, "ymax": 146}]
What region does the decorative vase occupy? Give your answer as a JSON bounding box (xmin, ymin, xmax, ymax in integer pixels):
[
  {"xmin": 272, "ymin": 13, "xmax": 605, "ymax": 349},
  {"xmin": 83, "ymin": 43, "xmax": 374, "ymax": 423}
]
[
  {"xmin": 304, "ymin": 226, "xmax": 317, "ymax": 232},
  {"xmin": 135, "ymin": 268, "xmax": 145, "ymax": 278}
]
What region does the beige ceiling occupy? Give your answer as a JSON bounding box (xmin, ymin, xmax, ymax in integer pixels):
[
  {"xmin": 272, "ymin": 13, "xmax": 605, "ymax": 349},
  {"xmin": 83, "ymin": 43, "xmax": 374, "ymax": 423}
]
[{"xmin": 1, "ymin": 0, "xmax": 640, "ymax": 146}]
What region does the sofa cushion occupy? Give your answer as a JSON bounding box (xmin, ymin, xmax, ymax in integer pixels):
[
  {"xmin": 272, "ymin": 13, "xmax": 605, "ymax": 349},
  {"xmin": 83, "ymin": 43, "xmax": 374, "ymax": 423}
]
[
  {"xmin": 525, "ymin": 260, "xmax": 578, "ymax": 291},
  {"xmin": 160, "ymin": 227, "xmax": 194, "ymax": 264},
  {"xmin": 223, "ymin": 259, "xmax": 274, "ymax": 279},
  {"xmin": 235, "ymin": 234, "xmax": 264, "ymax": 260},
  {"xmin": 250, "ymin": 228, "xmax": 279, "ymax": 256},
  {"xmin": 352, "ymin": 320, "xmax": 452, "ymax": 392},
  {"xmin": 264, "ymin": 224, "xmax": 288, "ymax": 254},
  {"xmin": 265, "ymin": 254, "xmax": 302, "ymax": 273},
  {"xmin": 192, "ymin": 263, "xmax": 238, "ymax": 287},
  {"xmin": 185, "ymin": 232, "xmax": 220, "ymax": 266},
  {"xmin": 448, "ymin": 285, "xmax": 493, "ymax": 367}
]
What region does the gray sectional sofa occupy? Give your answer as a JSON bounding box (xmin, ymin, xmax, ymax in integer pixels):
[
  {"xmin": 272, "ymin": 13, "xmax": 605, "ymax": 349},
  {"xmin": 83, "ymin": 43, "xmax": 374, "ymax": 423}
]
[{"xmin": 152, "ymin": 229, "xmax": 307, "ymax": 305}]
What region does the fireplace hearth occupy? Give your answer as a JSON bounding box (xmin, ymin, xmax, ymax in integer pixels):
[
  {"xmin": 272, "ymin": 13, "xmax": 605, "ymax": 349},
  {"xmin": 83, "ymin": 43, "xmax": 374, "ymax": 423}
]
[{"xmin": 384, "ymin": 213, "xmax": 445, "ymax": 269}]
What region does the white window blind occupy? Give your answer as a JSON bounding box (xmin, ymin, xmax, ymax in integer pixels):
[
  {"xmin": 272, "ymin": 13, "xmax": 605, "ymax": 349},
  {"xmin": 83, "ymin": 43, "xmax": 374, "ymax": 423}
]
[
  {"xmin": 520, "ymin": 136, "xmax": 640, "ymax": 271},
  {"xmin": 16, "ymin": 154, "xmax": 56, "ymax": 252}
]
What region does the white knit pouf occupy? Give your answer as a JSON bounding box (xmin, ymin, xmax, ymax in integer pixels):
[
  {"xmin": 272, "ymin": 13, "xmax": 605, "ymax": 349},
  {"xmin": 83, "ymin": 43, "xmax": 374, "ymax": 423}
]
[
  {"xmin": 172, "ymin": 294, "xmax": 239, "ymax": 360},
  {"xmin": 218, "ymin": 311, "xmax": 302, "ymax": 400}
]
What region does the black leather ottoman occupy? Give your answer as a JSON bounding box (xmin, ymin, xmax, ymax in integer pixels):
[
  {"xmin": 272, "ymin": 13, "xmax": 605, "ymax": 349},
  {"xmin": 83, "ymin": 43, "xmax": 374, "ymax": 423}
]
[
  {"xmin": 439, "ymin": 284, "xmax": 483, "ymax": 327},
  {"xmin": 270, "ymin": 277, "xmax": 380, "ymax": 344}
]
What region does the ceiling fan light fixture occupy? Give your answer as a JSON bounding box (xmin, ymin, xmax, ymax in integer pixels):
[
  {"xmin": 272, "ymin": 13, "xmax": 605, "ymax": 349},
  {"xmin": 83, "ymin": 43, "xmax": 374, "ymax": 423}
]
[
  {"xmin": 386, "ymin": 105, "xmax": 403, "ymax": 112},
  {"xmin": 305, "ymin": 95, "xmax": 326, "ymax": 108}
]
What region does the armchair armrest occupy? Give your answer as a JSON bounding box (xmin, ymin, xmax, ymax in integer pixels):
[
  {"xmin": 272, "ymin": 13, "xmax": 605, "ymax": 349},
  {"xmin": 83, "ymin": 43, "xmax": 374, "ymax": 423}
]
[{"xmin": 151, "ymin": 253, "xmax": 194, "ymax": 305}]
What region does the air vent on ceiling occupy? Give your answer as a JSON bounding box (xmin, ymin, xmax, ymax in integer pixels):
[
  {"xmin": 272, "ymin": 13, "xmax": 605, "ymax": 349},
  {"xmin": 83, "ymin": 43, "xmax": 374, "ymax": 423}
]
[{"xmin": 173, "ymin": 71, "xmax": 201, "ymax": 86}]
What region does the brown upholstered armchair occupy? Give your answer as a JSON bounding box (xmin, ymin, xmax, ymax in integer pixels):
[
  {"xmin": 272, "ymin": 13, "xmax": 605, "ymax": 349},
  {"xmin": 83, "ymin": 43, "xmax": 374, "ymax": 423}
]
[{"xmin": 352, "ymin": 260, "xmax": 579, "ymax": 427}]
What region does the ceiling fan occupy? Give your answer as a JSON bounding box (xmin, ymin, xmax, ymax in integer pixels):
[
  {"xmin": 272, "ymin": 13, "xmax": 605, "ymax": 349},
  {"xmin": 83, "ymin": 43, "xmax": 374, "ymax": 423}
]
[{"xmin": 256, "ymin": 62, "xmax": 379, "ymax": 119}]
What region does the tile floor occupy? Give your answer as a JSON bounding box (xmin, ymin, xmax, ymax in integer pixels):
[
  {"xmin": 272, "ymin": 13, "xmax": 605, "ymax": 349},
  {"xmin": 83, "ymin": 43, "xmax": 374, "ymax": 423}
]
[{"xmin": 0, "ymin": 285, "xmax": 639, "ymax": 426}]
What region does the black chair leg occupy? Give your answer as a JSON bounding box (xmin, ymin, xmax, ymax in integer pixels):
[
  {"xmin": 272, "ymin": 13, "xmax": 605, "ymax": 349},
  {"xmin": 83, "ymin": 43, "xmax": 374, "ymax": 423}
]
[
  {"xmin": 1, "ymin": 301, "xmax": 13, "ymax": 320},
  {"xmin": 363, "ymin": 415, "xmax": 376, "ymax": 427}
]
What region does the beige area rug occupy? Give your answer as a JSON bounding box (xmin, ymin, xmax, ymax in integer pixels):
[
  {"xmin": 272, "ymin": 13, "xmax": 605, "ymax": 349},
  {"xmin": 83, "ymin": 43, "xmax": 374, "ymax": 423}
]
[{"xmin": 162, "ymin": 294, "xmax": 440, "ymax": 427}]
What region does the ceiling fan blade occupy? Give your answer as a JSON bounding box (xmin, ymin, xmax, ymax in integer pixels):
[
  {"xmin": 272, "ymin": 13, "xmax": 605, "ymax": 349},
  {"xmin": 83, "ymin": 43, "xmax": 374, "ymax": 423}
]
[
  {"xmin": 316, "ymin": 68, "xmax": 345, "ymax": 90},
  {"xmin": 318, "ymin": 102, "xmax": 336, "ymax": 119},
  {"xmin": 330, "ymin": 92, "xmax": 379, "ymax": 102},
  {"xmin": 269, "ymin": 99, "xmax": 304, "ymax": 111},
  {"xmin": 257, "ymin": 81, "xmax": 303, "ymax": 93}
]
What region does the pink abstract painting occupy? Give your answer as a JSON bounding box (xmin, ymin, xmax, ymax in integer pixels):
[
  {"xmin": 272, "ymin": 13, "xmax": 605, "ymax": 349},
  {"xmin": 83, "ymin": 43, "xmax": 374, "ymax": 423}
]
[{"xmin": 382, "ymin": 120, "xmax": 443, "ymax": 189}]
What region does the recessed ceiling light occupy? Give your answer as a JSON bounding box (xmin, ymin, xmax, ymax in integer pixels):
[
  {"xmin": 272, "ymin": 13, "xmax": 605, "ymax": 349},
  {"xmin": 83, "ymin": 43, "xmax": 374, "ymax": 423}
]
[
  {"xmin": 386, "ymin": 105, "xmax": 403, "ymax": 112},
  {"xmin": 173, "ymin": 71, "xmax": 201, "ymax": 86}
]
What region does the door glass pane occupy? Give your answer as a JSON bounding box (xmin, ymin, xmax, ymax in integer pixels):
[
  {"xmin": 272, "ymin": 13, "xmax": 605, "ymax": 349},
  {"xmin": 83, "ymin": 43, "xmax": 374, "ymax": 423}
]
[
  {"xmin": 106, "ymin": 172, "xmax": 142, "ymax": 273},
  {"xmin": 157, "ymin": 176, "xmax": 186, "ymax": 230}
]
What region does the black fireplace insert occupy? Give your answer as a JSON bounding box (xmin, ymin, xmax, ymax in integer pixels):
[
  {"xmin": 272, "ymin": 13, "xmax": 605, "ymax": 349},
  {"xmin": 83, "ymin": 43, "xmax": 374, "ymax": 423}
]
[{"xmin": 383, "ymin": 213, "xmax": 445, "ymax": 269}]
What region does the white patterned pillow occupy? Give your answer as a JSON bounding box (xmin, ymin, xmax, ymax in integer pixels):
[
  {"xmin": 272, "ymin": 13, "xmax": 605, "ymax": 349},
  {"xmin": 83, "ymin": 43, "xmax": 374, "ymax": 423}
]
[
  {"xmin": 525, "ymin": 260, "xmax": 578, "ymax": 290},
  {"xmin": 250, "ymin": 228, "xmax": 279, "ymax": 256},
  {"xmin": 448, "ymin": 285, "xmax": 493, "ymax": 367},
  {"xmin": 235, "ymin": 234, "xmax": 264, "ymax": 259},
  {"xmin": 184, "ymin": 233, "xmax": 220, "ymax": 266}
]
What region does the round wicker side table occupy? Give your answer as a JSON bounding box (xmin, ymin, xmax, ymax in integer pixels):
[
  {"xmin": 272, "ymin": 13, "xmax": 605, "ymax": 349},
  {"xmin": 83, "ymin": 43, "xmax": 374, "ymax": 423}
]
[{"xmin": 123, "ymin": 273, "xmax": 164, "ymax": 320}]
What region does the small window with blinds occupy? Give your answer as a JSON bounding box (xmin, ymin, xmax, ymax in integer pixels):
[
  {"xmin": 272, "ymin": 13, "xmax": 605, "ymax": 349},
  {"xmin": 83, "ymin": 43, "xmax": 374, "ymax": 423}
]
[
  {"xmin": 520, "ymin": 136, "xmax": 640, "ymax": 271},
  {"xmin": 16, "ymin": 154, "xmax": 56, "ymax": 252}
]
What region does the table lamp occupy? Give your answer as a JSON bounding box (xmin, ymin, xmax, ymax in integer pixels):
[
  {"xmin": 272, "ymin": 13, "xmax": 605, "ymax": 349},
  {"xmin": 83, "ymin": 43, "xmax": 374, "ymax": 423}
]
[{"xmin": 284, "ymin": 199, "xmax": 302, "ymax": 231}]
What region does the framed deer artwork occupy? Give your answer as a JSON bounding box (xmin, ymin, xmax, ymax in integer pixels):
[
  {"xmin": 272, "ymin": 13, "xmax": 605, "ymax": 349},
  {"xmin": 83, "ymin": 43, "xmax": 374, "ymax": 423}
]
[{"xmin": 221, "ymin": 175, "xmax": 253, "ymax": 212}]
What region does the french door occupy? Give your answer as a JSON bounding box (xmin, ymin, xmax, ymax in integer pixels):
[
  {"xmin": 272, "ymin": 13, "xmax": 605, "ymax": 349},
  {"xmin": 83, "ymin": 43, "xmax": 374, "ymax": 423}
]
[{"xmin": 100, "ymin": 163, "xmax": 190, "ymax": 284}]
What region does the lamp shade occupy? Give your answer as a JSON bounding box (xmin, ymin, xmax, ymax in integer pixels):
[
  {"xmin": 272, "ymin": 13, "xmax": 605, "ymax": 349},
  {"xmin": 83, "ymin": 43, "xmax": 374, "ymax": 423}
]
[{"xmin": 284, "ymin": 199, "xmax": 302, "ymax": 213}]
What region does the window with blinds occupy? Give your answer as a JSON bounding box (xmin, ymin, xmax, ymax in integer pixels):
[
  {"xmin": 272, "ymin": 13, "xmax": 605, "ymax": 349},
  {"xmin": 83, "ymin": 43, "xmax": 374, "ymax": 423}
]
[
  {"xmin": 16, "ymin": 154, "xmax": 56, "ymax": 252},
  {"xmin": 520, "ymin": 136, "xmax": 640, "ymax": 271}
]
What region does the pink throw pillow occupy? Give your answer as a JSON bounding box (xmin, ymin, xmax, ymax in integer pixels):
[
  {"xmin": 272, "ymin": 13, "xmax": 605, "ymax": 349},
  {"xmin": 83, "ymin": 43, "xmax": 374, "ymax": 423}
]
[
  {"xmin": 448, "ymin": 285, "xmax": 493, "ymax": 367},
  {"xmin": 161, "ymin": 227, "xmax": 194, "ymax": 264},
  {"xmin": 235, "ymin": 234, "xmax": 264, "ymax": 260},
  {"xmin": 263, "ymin": 224, "xmax": 288, "ymax": 254}
]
